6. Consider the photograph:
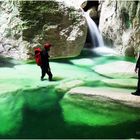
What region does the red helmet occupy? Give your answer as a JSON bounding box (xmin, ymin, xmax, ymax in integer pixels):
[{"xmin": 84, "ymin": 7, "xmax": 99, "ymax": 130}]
[{"xmin": 44, "ymin": 42, "xmax": 52, "ymax": 49}]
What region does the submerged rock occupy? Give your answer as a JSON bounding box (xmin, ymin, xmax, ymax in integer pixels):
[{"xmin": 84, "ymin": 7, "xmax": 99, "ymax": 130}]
[
  {"xmin": 102, "ymin": 78, "xmax": 137, "ymax": 89},
  {"xmin": 70, "ymin": 58, "xmax": 94, "ymax": 67},
  {"xmin": 67, "ymin": 86, "xmax": 140, "ymax": 108},
  {"xmin": 61, "ymin": 86, "xmax": 140, "ymax": 127}
]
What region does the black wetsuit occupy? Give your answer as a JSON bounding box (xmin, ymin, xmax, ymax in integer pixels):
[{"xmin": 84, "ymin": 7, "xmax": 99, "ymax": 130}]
[
  {"xmin": 135, "ymin": 55, "xmax": 140, "ymax": 93},
  {"xmin": 40, "ymin": 49, "xmax": 52, "ymax": 81}
]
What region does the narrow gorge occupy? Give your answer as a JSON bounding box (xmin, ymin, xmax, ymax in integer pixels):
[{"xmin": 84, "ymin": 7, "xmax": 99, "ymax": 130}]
[{"xmin": 0, "ymin": 0, "xmax": 140, "ymax": 139}]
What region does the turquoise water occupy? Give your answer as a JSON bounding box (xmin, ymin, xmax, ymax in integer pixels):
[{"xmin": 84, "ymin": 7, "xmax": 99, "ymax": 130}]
[
  {"xmin": 0, "ymin": 50, "xmax": 140, "ymax": 138},
  {"xmin": 0, "ymin": 104, "xmax": 140, "ymax": 139}
]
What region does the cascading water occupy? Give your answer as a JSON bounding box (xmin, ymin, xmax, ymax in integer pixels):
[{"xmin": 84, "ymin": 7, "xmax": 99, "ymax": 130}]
[
  {"xmin": 84, "ymin": 10, "xmax": 104, "ymax": 47},
  {"xmin": 82, "ymin": 9, "xmax": 117, "ymax": 55}
]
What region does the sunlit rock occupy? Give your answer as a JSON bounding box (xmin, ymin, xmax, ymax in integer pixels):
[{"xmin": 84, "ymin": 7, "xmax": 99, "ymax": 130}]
[
  {"xmin": 99, "ymin": 1, "xmax": 140, "ymax": 56},
  {"xmin": 67, "ymin": 86, "xmax": 140, "ymax": 108},
  {"xmin": 93, "ymin": 61, "xmax": 136, "ymax": 78},
  {"xmin": 0, "ymin": 1, "xmax": 87, "ymax": 60}
]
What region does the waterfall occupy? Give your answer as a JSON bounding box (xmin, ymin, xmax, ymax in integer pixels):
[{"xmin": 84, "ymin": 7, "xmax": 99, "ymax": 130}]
[
  {"xmin": 84, "ymin": 10, "xmax": 104, "ymax": 47},
  {"xmin": 82, "ymin": 9, "xmax": 117, "ymax": 56}
]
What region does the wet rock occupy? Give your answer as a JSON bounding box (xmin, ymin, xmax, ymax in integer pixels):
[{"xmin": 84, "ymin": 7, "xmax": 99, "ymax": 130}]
[
  {"xmin": 55, "ymin": 80, "xmax": 84, "ymax": 93},
  {"xmin": 67, "ymin": 86, "xmax": 140, "ymax": 108},
  {"xmin": 89, "ymin": 7, "xmax": 98, "ymax": 19},
  {"xmin": 70, "ymin": 58, "xmax": 94, "ymax": 67},
  {"xmin": 61, "ymin": 86, "xmax": 140, "ymax": 127},
  {"xmin": 124, "ymin": 46, "xmax": 135, "ymax": 56}
]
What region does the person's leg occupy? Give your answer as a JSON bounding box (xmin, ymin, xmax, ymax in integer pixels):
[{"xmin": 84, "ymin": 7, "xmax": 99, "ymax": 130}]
[
  {"xmin": 46, "ymin": 69, "xmax": 53, "ymax": 81},
  {"xmin": 136, "ymin": 70, "xmax": 140, "ymax": 93},
  {"xmin": 132, "ymin": 69, "xmax": 140, "ymax": 95},
  {"xmin": 41, "ymin": 66, "xmax": 46, "ymax": 80}
]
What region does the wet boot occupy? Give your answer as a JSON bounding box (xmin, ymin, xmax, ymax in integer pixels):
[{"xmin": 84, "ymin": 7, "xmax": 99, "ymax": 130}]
[
  {"xmin": 131, "ymin": 91, "xmax": 140, "ymax": 96},
  {"xmin": 41, "ymin": 77, "xmax": 44, "ymax": 81},
  {"xmin": 48, "ymin": 73, "xmax": 53, "ymax": 81}
]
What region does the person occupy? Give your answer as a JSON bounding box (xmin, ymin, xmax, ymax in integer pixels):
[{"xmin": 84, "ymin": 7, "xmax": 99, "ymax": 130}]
[
  {"xmin": 132, "ymin": 53, "xmax": 140, "ymax": 96},
  {"xmin": 40, "ymin": 42, "xmax": 53, "ymax": 81}
]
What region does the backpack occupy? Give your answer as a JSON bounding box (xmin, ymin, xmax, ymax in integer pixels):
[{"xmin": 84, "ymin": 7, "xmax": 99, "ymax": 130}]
[{"xmin": 34, "ymin": 48, "xmax": 42, "ymax": 66}]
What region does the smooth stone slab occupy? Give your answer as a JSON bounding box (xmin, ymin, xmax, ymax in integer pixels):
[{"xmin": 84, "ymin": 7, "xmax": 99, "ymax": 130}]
[
  {"xmin": 68, "ymin": 86, "xmax": 140, "ymax": 108},
  {"xmin": 93, "ymin": 61, "xmax": 136, "ymax": 78}
]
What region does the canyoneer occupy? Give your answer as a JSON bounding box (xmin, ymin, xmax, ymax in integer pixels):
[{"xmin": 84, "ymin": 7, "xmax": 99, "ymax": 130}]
[
  {"xmin": 132, "ymin": 52, "xmax": 140, "ymax": 96},
  {"xmin": 34, "ymin": 42, "xmax": 53, "ymax": 81}
]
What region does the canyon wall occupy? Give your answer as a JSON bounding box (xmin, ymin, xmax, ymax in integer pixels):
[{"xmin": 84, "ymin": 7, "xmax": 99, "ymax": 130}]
[{"xmin": 99, "ymin": 1, "xmax": 140, "ymax": 56}]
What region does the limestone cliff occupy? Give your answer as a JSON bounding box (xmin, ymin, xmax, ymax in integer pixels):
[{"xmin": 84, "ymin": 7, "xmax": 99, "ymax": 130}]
[{"xmin": 99, "ymin": 1, "xmax": 140, "ymax": 56}]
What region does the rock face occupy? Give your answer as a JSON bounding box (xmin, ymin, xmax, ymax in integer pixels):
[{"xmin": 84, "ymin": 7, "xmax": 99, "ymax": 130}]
[
  {"xmin": 99, "ymin": 1, "xmax": 140, "ymax": 56},
  {"xmin": 0, "ymin": 1, "xmax": 87, "ymax": 60},
  {"xmin": 0, "ymin": 1, "xmax": 29, "ymax": 60}
]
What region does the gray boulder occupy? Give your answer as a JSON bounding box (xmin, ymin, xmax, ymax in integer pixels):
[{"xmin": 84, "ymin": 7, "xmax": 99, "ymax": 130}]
[
  {"xmin": 0, "ymin": 1, "xmax": 87, "ymax": 60},
  {"xmin": 99, "ymin": 1, "xmax": 140, "ymax": 56}
]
